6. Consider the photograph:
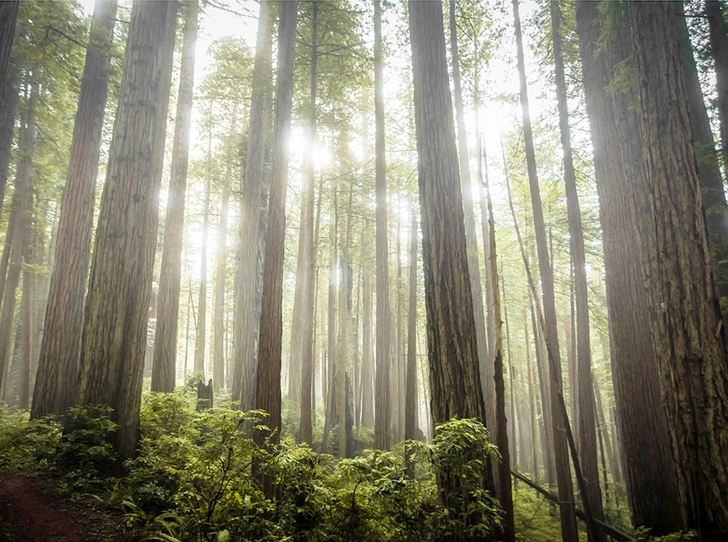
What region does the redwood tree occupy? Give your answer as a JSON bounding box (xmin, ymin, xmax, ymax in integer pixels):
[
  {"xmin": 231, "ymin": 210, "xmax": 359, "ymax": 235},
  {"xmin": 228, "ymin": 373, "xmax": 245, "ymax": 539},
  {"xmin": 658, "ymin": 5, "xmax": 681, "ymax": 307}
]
[
  {"xmin": 32, "ymin": 0, "xmax": 118, "ymax": 420},
  {"xmin": 152, "ymin": 0, "xmax": 199, "ymax": 393},
  {"xmin": 76, "ymin": 0, "xmax": 177, "ymax": 460}
]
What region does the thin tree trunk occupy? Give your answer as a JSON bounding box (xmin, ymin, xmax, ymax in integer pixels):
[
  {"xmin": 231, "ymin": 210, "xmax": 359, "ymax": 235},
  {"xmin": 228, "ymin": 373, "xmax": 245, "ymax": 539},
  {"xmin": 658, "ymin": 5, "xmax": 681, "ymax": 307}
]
[
  {"xmin": 213, "ymin": 110, "xmax": 234, "ymax": 392},
  {"xmin": 299, "ymin": 1, "xmax": 319, "ymax": 444},
  {"xmin": 511, "ymin": 0, "xmax": 578, "ymax": 538},
  {"xmin": 77, "ymin": 0, "xmax": 177, "ymax": 460},
  {"xmin": 485, "ymin": 159, "xmax": 516, "ymax": 542},
  {"xmin": 707, "ymin": 0, "xmax": 728, "ymax": 181},
  {"xmin": 195, "ymin": 104, "xmax": 214, "ymax": 378},
  {"xmin": 231, "ymin": 0, "xmax": 274, "ymax": 413},
  {"xmin": 18, "ymin": 227, "xmax": 36, "ymax": 411},
  {"xmin": 321, "ymin": 200, "xmax": 338, "ymax": 453},
  {"xmin": 360, "ymin": 219, "xmax": 374, "ymax": 428},
  {"xmin": 152, "ymin": 0, "xmax": 199, "ymax": 393},
  {"xmin": 0, "ymin": 50, "xmax": 20, "ymax": 213},
  {"xmin": 550, "ymin": 0, "xmax": 604, "ymax": 532},
  {"xmin": 405, "ymin": 207, "xmax": 418, "ymax": 474},
  {"xmin": 575, "ymin": 0, "xmax": 683, "ymax": 532},
  {"xmin": 374, "ymin": 0, "xmax": 391, "ymax": 451},
  {"xmin": 0, "ymin": 78, "xmax": 36, "ymax": 398},
  {"xmin": 524, "ymin": 308, "xmax": 539, "ymax": 480}
]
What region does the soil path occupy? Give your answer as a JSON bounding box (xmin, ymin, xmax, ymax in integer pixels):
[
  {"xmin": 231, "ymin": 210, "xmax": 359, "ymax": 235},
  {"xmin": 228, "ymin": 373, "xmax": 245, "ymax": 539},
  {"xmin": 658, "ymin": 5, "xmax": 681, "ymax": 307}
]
[{"xmin": 0, "ymin": 474, "xmax": 83, "ymax": 542}]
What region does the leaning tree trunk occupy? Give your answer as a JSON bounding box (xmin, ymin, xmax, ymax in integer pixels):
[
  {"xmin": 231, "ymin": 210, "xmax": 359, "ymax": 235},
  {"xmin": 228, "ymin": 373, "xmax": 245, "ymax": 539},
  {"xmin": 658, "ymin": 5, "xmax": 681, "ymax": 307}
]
[
  {"xmin": 373, "ymin": 0, "xmax": 391, "ymax": 451},
  {"xmin": 512, "ymin": 0, "xmax": 578, "ymax": 538},
  {"xmin": 152, "ymin": 0, "xmax": 199, "ymax": 393},
  {"xmin": 254, "ymin": 0, "xmax": 298, "ymax": 457},
  {"xmin": 550, "ymin": 0, "xmax": 604, "ymax": 535},
  {"xmin": 408, "ymin": 0, "xmax": 494, "ymax": 496},
  {"xmin": 231, "ymin": 0, "xmax": 274, "ymax": 413},
  {"xmin": 76, "ymin": 0, "xmax": 177, "ymax": 461},
  {"xmin": 628, "ymin": 1, "xmax": 728, "ymax": 537},
  {"xmin": 485, "ymin": 158, "xmax": 516, "ymax": 541},
  {"xmin": 575, "ymin": 0, "xmax": 684, "ymax": 532},
  {"xmin": 32, "ymin": 0, "xmax": 118, "ymax": 420}
]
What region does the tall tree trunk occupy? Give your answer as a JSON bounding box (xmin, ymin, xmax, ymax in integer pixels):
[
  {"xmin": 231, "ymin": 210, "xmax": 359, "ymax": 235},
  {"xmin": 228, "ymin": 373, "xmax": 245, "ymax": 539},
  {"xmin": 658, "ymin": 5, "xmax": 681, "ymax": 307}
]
[
  {"xmin": 706, "ymin": 1, "xmax": 728, "ymax": 182},
  {"xmin": 0, "ymin": 0, "xmax": 19, "ymax": 89},
  {"xmin": 512, "ymin": 0, "xmax": 578, "ymax": 538},
  {"xmin": 0, "ymin": 49, "xmax": 19, "ymax": 213},
  {"xmin": 231, "ymin": 0, "xmax": 274, "ymax": 413},
  {"xmin": 628, "ymin": 2, "xmax": 728, "ymax": 536},
  {"xmin": 575, "ymin": 0, "xmax": 684, "ymax": 532},
  {"xmin": 448, "ymin": 0, "xmax": 494, "ymax": 442},
  {"xmin": 321, "ymin": 203, "xmax": 338, "ymax": 453},
  {"xmin": 213, "ymin": 111, "xmax": 234, "ymax": 392},
  {"xmin": 485, "ymin": 160, "xmax": 516, "ymax": 541},
  {"xmin": 360, "ymin": 219, "xmax": 374, "ymax": 428},
  {"xmin": 254, "ymin": 0, "xmax": 297, "ymax": 456},
  {"xmin": 77, "ymin": 0, "xmax": 177, "ymax": 460},
  {"xmin": 195, "ymin": 108, "xmax": 213, "ymax": 378},
  {"xmin": 152, "ymin": 0, "xmax": 199, "ymax": 393},
  {"xmin": 673, "ymin": 1, "xmax": 728, "ymax": 316},
  {"xmin": 0, "ymin": 78, "xmax": 37, "ymax": 398},
  {"xmin": 405, "ymin": 207, "xmax": 417, "ymax": 473},
  {"xmin": 524, "ymin": 307, "xmax": 539, "ymax": 480},
  {"xmin": 18, "ymin": 227, "xmax": 36, "ymax": 411},
  {"xmin": 408, "ymin": 0, "xmax": 494, "ymax": 496},
  {"xmin": 550, "ymin": 0, "xmax": 604, "ymax": 533},
  {"xmin": 32, "ymin": 0, "xmax": 117, "ymax": 420},
  {"xmin": 373, "ymin": 0, "xmax": 391, "ymax": 451},
  {"xmin": 298, "ymin": 0, "xmax": 319, "ymax": 445}
]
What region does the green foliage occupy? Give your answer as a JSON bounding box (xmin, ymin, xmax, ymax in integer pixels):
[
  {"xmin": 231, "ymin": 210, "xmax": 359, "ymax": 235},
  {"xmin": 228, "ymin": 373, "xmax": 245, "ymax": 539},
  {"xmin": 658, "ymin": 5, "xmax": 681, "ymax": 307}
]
[
  {"xmin": 634, "ymin": 528, "xmax": 698, "ymax": 542},
  {"xmin": 0, "ymin": 395, "xmax": 507, "ymax": 541}
]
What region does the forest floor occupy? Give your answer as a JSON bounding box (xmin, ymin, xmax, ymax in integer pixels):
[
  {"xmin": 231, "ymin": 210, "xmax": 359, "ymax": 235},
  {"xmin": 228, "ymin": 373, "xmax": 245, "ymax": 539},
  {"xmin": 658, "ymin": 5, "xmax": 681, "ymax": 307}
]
[{"xmin": 0, "ymin": 474, "xmax": 133, "ymax": 542}]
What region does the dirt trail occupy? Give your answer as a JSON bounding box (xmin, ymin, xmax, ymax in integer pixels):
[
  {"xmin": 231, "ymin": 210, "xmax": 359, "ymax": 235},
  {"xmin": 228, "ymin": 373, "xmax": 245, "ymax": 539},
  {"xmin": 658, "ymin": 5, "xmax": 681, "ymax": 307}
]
[{"xmin": 0, "ymin": 475, "xmax": 83, "ymax": 542}]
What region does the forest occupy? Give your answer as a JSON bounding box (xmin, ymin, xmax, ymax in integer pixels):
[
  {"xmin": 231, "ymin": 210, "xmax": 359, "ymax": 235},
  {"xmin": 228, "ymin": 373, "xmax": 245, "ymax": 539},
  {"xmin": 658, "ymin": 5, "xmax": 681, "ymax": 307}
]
[{"xmin": 0, "ymin": 0, "xmax": 726, "ymax": 540}]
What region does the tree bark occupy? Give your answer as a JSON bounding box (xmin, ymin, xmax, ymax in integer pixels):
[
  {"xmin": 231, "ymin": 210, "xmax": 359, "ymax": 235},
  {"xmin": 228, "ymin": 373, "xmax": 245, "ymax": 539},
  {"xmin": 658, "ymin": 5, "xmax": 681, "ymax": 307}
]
[
  {"xmin": 152, "ymin": 0, "xmax": 198, "ymax": 393},
  {"xmin": 32, "ymin": 0, "xmax": 118, "ymax": 419},
  {"xmin": 0, "ymin": 0, "xmax": 19, "ymax": 90},
  {"xmin": 254, "ymin": 0, "xmax": 297, "ymax": 456},
  {"xmin": 628, "ymin": 1, "xmax": 728, "ymax": 536},
  {"xmin": 213, "ymin": 112, "xmax": 234, "ymax": 392},
  {"xmin": 706, "ymin": 0, "xmax": 728, "ymax": 182},
  {"xmin": 408, "ymin": 0, "xmax": 494, "ymax": 497},
  {"xmin": 511, "ymin": 0, "xmax": 578, "ymax": 537},
  {"xmin": 373, "ymin": 0, "xmax": 391, "ymax": 451},
  {"xmin": 0, "ymin": 78, "xmax": 37, "ymax": 398},
  {"xmin": 231, "ymin": 0, "xmax": 274, "ymax": 413},
  {"xmin": 0, "ymin": 48, "xmax": 19, "ymax": 213},
  {"xmin": 18, "ymin": 226, "xmax": 37, "ymax": 410},
  {"xmin": 550, "ymin": 0, "xmax": 604, "ymax": 533},
  {"xmin": 448, "ymin": 0, "xmax": 495, "ymax": 442},
  {"xmin": 405, "ymin": 208, "xmax": 418, "ymax": 474},
  {"xmin": 298, "ymin": 1, "xmax": 319, "ymax": 445},
  {"xmin": 194, "ymin": 105, "xmax": 213, "ymax": 378},
  {"xmin": 485, "ymin": 160, "xmax": 516, "ymax": 541},
  {"xmin": 77, "ymin": 0, "xmax": 177, "ymax": 460},
  {"xmin": 360, "ymin": 219, "xmax": 374, "ymax": 428},
  {"xmin": 575, "ymin": 0, "xmax": 684, "ymax": 532}
]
